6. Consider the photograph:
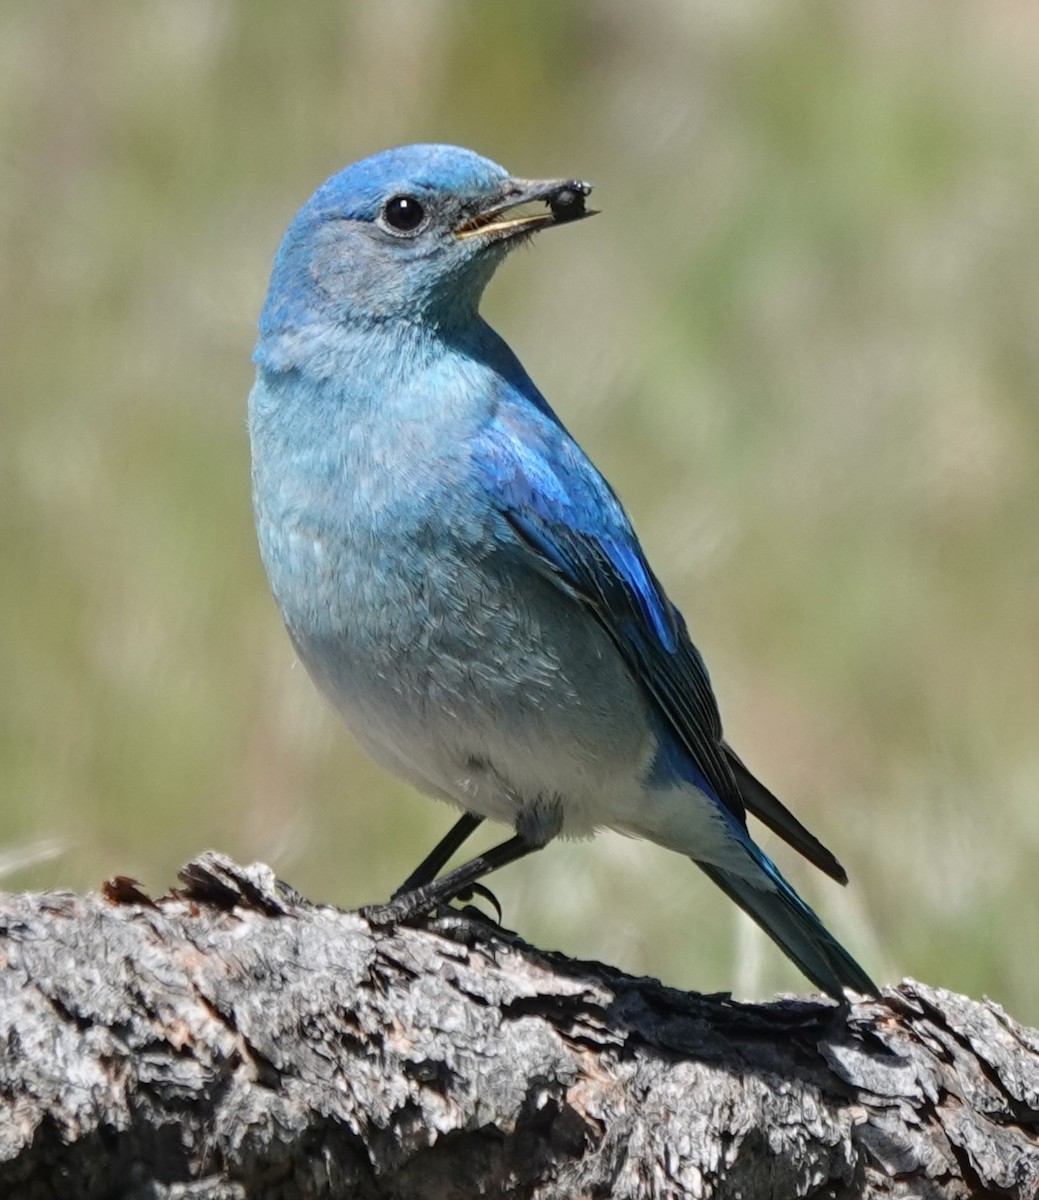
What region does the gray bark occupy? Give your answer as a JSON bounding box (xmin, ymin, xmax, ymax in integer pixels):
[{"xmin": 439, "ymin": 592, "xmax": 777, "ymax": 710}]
[{"xmin": 0, "ymin": 851, "xmax": 1036, "ymax": 1199}]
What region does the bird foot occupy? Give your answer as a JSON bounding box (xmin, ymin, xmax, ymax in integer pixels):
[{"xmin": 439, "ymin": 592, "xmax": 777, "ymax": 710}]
[
  {"xmin": 362, "ymin": 881, "xmax": 504, "ymax": 929},
  {"xmin": 360, "ymin": 896, "xmax": 428, "ymax": 926}
]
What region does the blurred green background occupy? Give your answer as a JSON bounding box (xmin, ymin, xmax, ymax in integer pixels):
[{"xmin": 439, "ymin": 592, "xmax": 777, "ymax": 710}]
[{"xmin": 3, "ymin": 0, "xmax": 1038, "ymax": 1018}]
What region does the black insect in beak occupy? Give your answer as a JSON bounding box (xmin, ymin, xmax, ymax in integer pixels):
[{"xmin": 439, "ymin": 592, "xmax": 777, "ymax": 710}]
[{"xmin": 456, "ymin": 178, "xmax": 596, "ymax": 242}]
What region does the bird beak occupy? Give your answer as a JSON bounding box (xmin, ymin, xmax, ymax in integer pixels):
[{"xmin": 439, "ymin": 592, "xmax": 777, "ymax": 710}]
[{"xmin": 455, "ymin": 177, "xmax": 597, "ymax": 241}]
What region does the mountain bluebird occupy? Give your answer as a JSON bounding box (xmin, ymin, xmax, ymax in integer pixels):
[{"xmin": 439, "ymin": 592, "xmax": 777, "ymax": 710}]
[{"xmin": 249, "ymin": 143, "xmax": 876, "ymax": 998}]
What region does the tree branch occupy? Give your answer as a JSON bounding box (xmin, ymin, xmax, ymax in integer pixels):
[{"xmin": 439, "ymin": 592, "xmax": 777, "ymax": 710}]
[{"xmin": 1, "ymin": 851, "xmax": 1036, "ymax": 1198}]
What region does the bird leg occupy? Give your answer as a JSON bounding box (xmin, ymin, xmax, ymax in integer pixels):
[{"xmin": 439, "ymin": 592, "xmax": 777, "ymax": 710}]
[
  {"xmin": 393, "ymin": 811, "xmax": 484, "ymax": 894},
  {"xmin": 365, "ymin": 833, "xmax": 538, "ymax": 924},
  {"xmin": 392, "ymin": 812, "xmax": 504, "ymax": 922}
]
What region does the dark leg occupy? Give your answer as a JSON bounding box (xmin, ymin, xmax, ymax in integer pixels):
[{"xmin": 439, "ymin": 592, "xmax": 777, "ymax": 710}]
[
  {"xmin": 393, "ymin": 812, "xmax": 484, "ymax": 896},
  {"xmin": 367, "ymin": 833, "xmax": 540, "ymax": 924}
]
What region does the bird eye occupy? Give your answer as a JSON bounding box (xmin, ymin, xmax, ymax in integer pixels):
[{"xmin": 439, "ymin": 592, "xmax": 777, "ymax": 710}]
[{"xmin": 382, "ymin": 195, "xmax": 426, "ymax": 233}]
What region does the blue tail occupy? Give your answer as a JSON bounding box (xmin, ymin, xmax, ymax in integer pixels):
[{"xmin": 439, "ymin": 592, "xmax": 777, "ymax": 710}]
[{"xmin": 697, "ymin": 858, "xmax": 877, "ymax": 1000}]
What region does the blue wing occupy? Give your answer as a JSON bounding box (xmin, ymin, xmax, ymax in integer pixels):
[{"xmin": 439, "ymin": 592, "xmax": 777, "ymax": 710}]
[
  {"xmin": 470, "ymin": 390, "xmax": 874, "ymax": 997},
  {"xmin": 473, "ymin": 396, "xmax": 746, "ymax": 823},
  {"xmin": 473, "ymin": 391, "xmax": 849, "ymax": 885}
]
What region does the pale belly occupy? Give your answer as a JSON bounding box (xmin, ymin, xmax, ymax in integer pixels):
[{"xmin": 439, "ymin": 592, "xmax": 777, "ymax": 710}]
[
  {"xmin": 282, "ymin": 538, "xmax": 658, "ymax": 843},
  {"xmin": 260, "ymin": 518, "xmax": 753, "ymax": 875}
]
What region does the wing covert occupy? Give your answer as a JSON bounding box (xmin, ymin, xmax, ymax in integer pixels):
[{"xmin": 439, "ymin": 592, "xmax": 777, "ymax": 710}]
[{"xmin": 474, "ymin": 403, "xmax": 745, "ymax": 821}]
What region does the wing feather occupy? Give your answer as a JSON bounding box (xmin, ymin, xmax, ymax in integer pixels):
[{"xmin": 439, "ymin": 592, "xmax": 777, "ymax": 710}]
[{"xmin": 475, "ymin": 398, "xmax": 850, "ymax": 886}]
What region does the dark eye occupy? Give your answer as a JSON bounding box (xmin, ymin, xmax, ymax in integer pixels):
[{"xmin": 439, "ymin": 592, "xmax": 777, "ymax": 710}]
[{"xmin": 382, "ymin": 195, "xmax": 426, "ymax": 232}]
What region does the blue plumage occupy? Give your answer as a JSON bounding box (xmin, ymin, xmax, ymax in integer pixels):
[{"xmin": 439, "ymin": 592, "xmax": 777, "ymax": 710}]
[{"xmin": 249, "ymin": 143, "xmax": 876, "ymax": 998}]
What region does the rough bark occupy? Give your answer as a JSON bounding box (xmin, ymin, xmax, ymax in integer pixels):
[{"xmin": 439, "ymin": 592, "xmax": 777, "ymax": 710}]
[{"xmin": 0, "ymin": 852, "xmax": 1036, "ymax": 1199}]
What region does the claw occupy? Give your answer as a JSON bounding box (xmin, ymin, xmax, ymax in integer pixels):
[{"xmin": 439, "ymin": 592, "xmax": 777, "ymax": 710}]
[{"xmin": 454, "ymin": 881, "xmax": 504, "ymax": 925}]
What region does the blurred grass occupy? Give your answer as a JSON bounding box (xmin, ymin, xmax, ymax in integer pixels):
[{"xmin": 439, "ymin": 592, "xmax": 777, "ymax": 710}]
[{"xmin": 2, "ymin": 0, "xmax": 1038, "ymax": 1017}]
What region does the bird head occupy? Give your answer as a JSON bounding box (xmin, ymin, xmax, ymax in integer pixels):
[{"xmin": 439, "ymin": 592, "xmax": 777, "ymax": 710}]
[{"xmin": 256, "ymin": 143, "xmax": 594, "ymax": 363}]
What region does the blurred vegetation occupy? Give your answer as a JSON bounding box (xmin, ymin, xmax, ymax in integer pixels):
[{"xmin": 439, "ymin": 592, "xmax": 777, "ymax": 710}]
[{"xmin": 2, "ymin": 0, "xmax": 1038, "ymax": 1018}]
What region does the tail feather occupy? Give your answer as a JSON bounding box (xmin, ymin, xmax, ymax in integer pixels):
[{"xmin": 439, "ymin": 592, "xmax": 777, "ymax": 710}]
[
  {"xmin": 723, "ymin": 745, "xmax": 848, "ymax": 886},
  {"xmin": 697, "ymin": 859, "xmax": 877, "ymax": 1000}
]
